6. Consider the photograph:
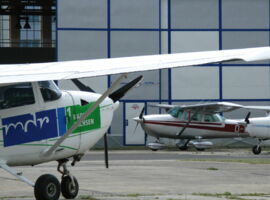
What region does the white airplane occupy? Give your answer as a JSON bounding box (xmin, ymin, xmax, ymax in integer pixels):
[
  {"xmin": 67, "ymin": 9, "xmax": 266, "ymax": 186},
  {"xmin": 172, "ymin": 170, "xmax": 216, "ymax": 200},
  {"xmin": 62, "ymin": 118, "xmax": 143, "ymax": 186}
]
[
  {"xmin": 0, "ymin": 47, "xmax": 270, "ymax": 200},
  {"xmin": 134, "ymin": 101, "xmax": 270, "ymax": 155}
]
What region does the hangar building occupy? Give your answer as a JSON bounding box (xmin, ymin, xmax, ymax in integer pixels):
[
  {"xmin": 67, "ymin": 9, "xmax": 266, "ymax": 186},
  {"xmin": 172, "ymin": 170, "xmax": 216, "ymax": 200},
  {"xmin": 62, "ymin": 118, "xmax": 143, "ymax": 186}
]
[{"xmin": 1, "ymin": 0, "xmax": 270, "ymax": 148}]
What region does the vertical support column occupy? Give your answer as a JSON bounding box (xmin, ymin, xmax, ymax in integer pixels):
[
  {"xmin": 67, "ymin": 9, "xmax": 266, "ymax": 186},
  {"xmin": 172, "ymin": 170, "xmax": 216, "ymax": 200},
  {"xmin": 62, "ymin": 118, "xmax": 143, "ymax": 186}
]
[
  {"xmin": 167, "ymin": 0, "xmax": 172, "ymax": 105},
  {"xmin": 218, "ymin": 0, "xmax": 223, "ymax": 101},
  {"xmin": 42, "ymin": 5, "xmax": 52, "ymax": 47},
  {"xmin": 10, "ymin": 14, "xmax": 20, "ymax": 47}
]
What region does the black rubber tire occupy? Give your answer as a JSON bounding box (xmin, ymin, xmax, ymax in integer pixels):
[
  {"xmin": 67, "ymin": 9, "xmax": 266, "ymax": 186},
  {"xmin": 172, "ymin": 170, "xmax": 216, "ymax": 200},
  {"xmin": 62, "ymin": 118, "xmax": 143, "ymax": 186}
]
[
  {"xmin": 61, "ymin": 176, "xmax": 79, "ymax": 199},
  {"xmin": 34, "ymin": 174, "xmax": 60, "ymax": 200},
  {"xmin": 252, "ymin": 146, "xmax": 262, "ymax": 155}
]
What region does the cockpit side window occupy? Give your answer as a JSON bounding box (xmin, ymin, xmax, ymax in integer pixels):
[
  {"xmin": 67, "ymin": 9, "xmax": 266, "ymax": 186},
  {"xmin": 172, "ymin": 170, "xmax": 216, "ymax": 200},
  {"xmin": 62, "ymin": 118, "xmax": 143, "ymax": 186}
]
[
  {"xmin": 0, "ymin": 83, "xmax": 35, "ymax": 109},
  {"xmin": 38, "ymin": 81, "xmax": 62, "ymax": 102},
  {"xmin": 204, "ymin": 114, "xmax": 221, "ymax": 122},
  {"xmin": 191, "ymin": 113, "xmax": 203, "ymax": 122}
]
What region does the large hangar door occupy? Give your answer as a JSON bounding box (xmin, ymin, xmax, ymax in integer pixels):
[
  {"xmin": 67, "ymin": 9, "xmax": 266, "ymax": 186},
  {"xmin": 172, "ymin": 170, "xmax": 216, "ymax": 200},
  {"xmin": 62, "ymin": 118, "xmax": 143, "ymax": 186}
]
[{"xmin": 124, "ymin": 103, "xmax": 145, "ymax": 145}]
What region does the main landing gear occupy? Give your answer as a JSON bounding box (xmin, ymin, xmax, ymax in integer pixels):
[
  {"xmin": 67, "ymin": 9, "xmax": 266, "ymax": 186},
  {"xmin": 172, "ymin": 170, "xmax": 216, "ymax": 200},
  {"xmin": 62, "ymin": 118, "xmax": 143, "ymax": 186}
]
[{"xmin": 34, "ymin": 156, "xmax": 81, "ymax": 200}]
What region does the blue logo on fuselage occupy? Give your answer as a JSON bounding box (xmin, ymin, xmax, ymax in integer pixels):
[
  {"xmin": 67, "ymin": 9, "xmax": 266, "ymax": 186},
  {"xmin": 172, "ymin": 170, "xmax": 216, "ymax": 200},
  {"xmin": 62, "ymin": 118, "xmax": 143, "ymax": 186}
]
[{"xmin": 2, "ymin": 109, "xmax": 61, "ymax": 147}]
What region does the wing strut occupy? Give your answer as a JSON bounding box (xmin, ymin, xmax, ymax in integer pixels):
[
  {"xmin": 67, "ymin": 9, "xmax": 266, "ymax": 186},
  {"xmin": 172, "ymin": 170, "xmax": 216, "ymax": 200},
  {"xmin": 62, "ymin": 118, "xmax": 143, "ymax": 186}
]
[
  {"xmin": 42, "ymin": 73, "xmax": 128, "ymax": 157},
  {"xmin": 176, "ymin": 110, "xmax": 199, "ymax": 137},
  {"xmin": 0, "ymin": 161, "xmax": 34, "ymax": 187}
]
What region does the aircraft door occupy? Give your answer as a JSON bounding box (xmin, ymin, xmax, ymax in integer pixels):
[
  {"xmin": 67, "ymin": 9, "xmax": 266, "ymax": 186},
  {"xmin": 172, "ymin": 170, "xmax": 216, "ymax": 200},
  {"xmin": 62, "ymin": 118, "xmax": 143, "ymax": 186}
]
[{"xmin": 124, "ymin": 102, "xmax": 145, "ymax": 145}]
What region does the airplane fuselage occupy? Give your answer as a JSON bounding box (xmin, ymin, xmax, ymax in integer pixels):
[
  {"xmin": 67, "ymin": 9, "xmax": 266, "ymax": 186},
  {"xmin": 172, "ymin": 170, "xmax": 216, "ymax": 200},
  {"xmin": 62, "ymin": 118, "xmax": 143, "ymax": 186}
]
[
  {"xmin": 140, "ymin": 114, "xmax": 250, "ymax": 140},
  {"xmin": 0, "ymin": 82, "xmax": 116, "ymax": 166}
]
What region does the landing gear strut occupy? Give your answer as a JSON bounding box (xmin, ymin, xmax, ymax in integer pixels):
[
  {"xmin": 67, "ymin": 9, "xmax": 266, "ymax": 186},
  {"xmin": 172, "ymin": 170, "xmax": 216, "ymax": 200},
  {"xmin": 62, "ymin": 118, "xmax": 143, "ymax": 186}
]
[{"xmin": 177, "ymin": 139, "xmax": 190, "ymax": 151}]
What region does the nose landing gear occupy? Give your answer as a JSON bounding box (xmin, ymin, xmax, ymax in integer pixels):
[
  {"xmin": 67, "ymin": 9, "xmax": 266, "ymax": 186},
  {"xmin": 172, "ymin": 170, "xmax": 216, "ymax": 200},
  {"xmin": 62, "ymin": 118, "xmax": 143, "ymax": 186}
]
[
  {"xmin": 34, "ymin": 157, "xmax": 80, "ymax": 200},
  {"xmin": 252, "ymin": 139, "xmax": 262, "ymax": 155}
]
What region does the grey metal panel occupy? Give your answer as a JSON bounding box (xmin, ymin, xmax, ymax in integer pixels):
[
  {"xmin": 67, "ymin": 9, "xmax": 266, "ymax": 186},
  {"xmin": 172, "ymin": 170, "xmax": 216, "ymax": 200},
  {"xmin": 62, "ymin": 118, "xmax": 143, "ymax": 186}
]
[
  {"xmin": 222, "ymin": 0, "xmax": 269, "ymax": 29},
  {"xmin": 172, "ymin": 67, "xmax": 219, "ymax": 100},
  {"xmin": 171, "ymin": 31, "xmax": 219, "ymax": 53},
  {"xmin": 222, "ymin": 31, "xmax": 269, "ymax": 64},
  {"xmin": 222, "ymin": 31, "xmax": 269, "ymax": 49},
  {"xmin": 111, "ymin": 31, "xmax": 159, "ymax": 57},
  {"xmin": 58, "ymin": 0, "xmax": 107, "ymax": 28},
  {"xmin": 223, "ymin": 67, "xmax": 270, "ymax": 99},
  {"xmin": 111, "ymin": 0, "xmax": 159, "ymax": 28},
  {"xmin": 161, "ymin": 0, "xmax": 168, "ymax": 29},
  {"xmin": 160, "ymin": 69, "xmax": 169, "ymax": 100},
  {"xmin": 111, "ymin": 71, "xmax": 160, "ymax": 100},
  {"xmin": 161, "ymin": 31, "xmax": 168, "ymax": 54},
  {"xmin": 171, "ymin": 0, "xmax": 219, "ymax": 29},
  {"xmin": 110, "ymin": 104, "xmax": 124, "ymax": 136},
  {"xmin": 58, "ymin": 31, "xmax": 107, "ymax": 61}
]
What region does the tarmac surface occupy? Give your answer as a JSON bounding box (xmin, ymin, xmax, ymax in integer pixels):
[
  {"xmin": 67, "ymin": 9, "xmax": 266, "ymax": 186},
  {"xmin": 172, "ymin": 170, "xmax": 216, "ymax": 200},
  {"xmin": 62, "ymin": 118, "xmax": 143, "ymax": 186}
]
[{"xmin": 1, "ymin": 149, "xmax": 270, "ymax": 200}]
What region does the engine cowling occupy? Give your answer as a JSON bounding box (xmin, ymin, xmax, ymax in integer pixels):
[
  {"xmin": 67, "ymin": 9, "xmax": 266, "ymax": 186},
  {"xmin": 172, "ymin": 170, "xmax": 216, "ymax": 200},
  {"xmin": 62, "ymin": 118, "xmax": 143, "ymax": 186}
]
[{"xmin": 246, "ymin": 118, "xmax": 270, "ymax": 139}]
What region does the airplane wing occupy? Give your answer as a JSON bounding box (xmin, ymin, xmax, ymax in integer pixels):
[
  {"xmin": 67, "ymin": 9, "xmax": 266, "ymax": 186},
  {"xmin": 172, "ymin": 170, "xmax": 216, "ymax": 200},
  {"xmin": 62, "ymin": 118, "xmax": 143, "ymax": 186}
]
[
  {"xmin": 175, "ymin": 102, "xmax": 244, "ymax": 113},
  {"xmin": 0, "ymin": 46, "xmax": 270, "ymax": 85},
  {"xmin": 242, "ymin": 106, "xmax": 270, "ymax": 112},
  {"xmin": 149, "ymin": 104, "xmax": 176, "ymax": 109}
]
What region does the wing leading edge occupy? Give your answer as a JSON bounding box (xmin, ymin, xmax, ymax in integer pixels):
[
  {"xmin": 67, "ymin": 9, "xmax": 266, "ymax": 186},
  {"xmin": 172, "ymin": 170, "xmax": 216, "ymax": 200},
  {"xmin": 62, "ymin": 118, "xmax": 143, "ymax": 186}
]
[
  {"xmin": 154, "ymin": 102, "xmax": 270, "ymax": 114},
  {"xmin": 1, "ymin": 46, "xmax": 270, "ymax": 85}
]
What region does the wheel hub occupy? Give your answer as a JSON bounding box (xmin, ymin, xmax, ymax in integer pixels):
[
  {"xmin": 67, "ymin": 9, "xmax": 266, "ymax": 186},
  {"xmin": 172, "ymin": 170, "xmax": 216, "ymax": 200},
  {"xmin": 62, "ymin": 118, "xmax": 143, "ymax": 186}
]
[{"xmin": 47, "ymin": 183, "xmax": 57, "ymax": 197}]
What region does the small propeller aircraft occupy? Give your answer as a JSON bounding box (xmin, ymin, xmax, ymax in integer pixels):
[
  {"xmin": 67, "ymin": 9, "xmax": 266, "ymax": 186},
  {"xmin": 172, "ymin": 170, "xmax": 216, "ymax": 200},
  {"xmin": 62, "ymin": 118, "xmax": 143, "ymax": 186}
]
[
  {"xmin": 0, "ymin": 47, "xmax": 270, "ymax": 200},
  {"xmin": 134, "ymin": 101, "xmax": 270, "ymax": 155}
]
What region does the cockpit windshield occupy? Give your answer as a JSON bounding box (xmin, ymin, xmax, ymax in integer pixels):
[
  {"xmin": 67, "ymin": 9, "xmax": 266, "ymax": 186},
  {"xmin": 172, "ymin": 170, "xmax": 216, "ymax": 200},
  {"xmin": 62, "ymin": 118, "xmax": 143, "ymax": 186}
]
[
  {"xmin": 168, "ymin": 107, "xmax": 183, "ymax": 119},
  {"xmin": 38, "ymin": 81, "xmax": 62, "ymax": 102}
]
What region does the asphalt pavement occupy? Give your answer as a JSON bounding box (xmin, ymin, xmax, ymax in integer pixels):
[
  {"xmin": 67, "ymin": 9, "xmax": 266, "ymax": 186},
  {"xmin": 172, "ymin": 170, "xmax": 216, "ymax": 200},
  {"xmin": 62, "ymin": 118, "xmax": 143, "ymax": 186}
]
[{"xmin": 1, "ymin": 149, "xmax": 270, "ymax": 200}]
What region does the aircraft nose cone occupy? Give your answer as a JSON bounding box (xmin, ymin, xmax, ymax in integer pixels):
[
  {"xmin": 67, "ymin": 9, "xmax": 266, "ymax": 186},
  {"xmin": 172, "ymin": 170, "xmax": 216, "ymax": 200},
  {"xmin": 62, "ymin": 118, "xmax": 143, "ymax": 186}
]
[
  {"xmin": 113, "ymin": 101, "xmax": 120, "ymax": 111},
  {"xmin": 133, "ymin": 117, "xmax": 143, "ymax": 123}
]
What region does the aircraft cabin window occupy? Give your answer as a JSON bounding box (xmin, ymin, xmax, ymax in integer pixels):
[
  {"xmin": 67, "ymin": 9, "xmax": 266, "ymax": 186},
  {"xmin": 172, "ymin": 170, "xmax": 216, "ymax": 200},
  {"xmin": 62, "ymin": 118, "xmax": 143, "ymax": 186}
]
[
  {"xmin": 38, "ymin": 81, "xmax": 62, "ymax": 102},
  {"xmin": 0, "ymin": 83, "xmax": 35, "ymax": 109},
  {"xmin": 204, "ymin": 114, "xmax": 220, "ymax": 122},
  {"xmin": 191, "ymin": 113, "xmax": 202, "ymax": 122}
]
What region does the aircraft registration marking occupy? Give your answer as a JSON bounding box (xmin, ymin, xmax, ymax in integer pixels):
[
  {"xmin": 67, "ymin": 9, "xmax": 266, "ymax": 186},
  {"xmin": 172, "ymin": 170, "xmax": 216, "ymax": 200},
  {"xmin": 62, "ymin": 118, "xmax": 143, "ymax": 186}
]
[{"xmin": 1, "ymin": 103, "xmax": 101, "ymax": 147}]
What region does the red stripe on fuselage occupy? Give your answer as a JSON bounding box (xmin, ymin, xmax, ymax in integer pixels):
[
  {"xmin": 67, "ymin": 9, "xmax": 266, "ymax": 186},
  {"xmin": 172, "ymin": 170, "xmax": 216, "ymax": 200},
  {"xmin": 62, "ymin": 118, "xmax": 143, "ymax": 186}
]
[{"xmin": 144, "ymin": 120, "xmax": 246, "ymax": 133}]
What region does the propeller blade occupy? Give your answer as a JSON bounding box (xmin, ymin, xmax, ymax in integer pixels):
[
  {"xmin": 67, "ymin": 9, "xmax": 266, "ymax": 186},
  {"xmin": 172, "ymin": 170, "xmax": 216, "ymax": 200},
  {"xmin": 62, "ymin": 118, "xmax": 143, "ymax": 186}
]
[
  {"xmin": 109, "ymin": 75, "xmax": 143, "ymax": 102},
  {"xmin": 71, "ymin": 79, "xmax": 96, "ymax": 93},
  {"xmin": 245, "ymin": 112, "xmax": 251, "ymax": 124},
  {"xmin": 104, "ymin": 133, "xmax": 109, "ymax": 169},
  {"xmin": 139, "ymin": 106, "xmax": 145, "ymax": 119},
  {"xmin": 132, "ymin": 107, "xmax": 145, "ymax": 134}
]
